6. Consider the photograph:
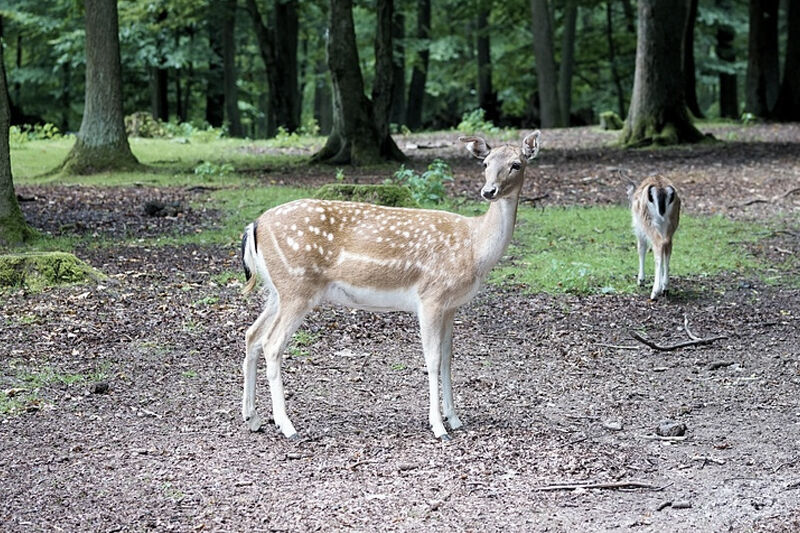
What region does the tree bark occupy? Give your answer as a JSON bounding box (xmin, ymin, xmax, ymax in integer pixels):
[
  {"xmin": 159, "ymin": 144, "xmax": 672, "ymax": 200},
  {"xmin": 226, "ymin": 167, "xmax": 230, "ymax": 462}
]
[
  {"xmin": 151, "ymin": 9, "xmax": 169, "ymax": 122},
  {"xmin": 206, "ymin": 9, "xmax": 225, "ymax": 128},
  {"xmin": 311, "ymin": 0, "xmax": 404, "ymax": 165},
  {"xmin": 222, "ymin": 0, "xmax": 244, "ymax": 136},
  {"xmin": 771, "ymin": 0, "xmax": 800, "ymax": 121},
  {"xmin": 245, "ymin": 0, "xmax": 300, "ymax": 136},
  {"xmin": 476, "ymin": 3, "xmax": 499, "ymax": 123},
  {"xmin": 606, "ymin": 2, "xmax": 626, "ymax": 118},
  {"xmin": 683, "ymin": 0, "xmax": 703, "ymax": 118},
  {"xmin": 405, "ymin": 0, "xmax": 430, "ymax": 131},
  {"xmin": 530, "ymin": 0, "xmax": 562, "ymax": 128},
  {"xmin": 313, "ymin": 60, "xmax": 333, "ymax": 135},
  {"xmin": 390, "ymin": 10, "xmax": 406, "ymax": 126},
  {"xmin": 372, "ymin": 0, "xmax": 395, "ymax": 150},
  {"xmin": 558, "ymin": 0, "xmax": 577, "ymax": 126},
  {"xmin": 620, "ymin": 0, "xmax": 704, "ymax": 146},
  {"xmin": 58, "ymin": 0, "xmax": 139, "ymax": 174},
  {"xmin": 745, "ymin": 0, "xmax": 779, "ymax": 117},
  {"xmin": 716, "ymin": 0, "xmax": 738, "ymax": 119},
  {"xmin": 0, "ymin": 36, "xmax": 33, "ymax": 246}
]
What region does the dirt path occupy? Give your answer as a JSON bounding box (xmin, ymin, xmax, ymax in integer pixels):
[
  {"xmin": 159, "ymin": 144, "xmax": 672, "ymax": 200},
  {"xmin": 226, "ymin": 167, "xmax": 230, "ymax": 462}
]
[{"xmin": 2, "ymin": 125, "xmax": 799, "ymax": 532}]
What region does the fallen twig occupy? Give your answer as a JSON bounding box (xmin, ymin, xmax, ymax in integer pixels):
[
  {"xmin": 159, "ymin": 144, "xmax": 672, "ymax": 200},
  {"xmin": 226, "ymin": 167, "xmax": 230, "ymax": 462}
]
[
  {"xmin": 683, "ymin": 314, "xmax": 701, "ymax": 341},
  {"xmin": 630, "ymin": 331, "xmax": 727, "ymax": 351},
  {"xmin": 533, "ymin": 480, "xmax": 662, "ymax": 492},
  {"xmin": 731, "ymin": 186, "xmax": 800, "ymax": 208},
  {"xmin": 520, "ymin": 193, "xmax": 550, "ymax": 205},
  {"xmin": 597, "ymin": 343, "xmax": 640, "ymax": 350},
  {"xmin": 640, "ymin": 434, "xmax": 688, "ymax": 442}
]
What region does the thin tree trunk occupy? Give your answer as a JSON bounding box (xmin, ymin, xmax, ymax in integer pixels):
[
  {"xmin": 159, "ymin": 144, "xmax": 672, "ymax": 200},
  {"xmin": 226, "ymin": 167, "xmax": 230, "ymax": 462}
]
[
  {"xmin": 683, "ymin": 0, "xmax": 703, "ymax": 118},
  {"xmin": 530, "ymin": 0, "xmax": 562, "ymax": 128},
  {"xmin": 606, "ymin": 2, "xmax": 626, "ymax": 118},
  {"xmin": 390, "ymin": 10, "xmax": 406, "ymax": 126},
  {"xmin": 620, "ymin": 0, "xmax": 704, "ymax": 146},
  {"xmin": 58, "ymin": 0, "xmax": 139, "ymax": 174},
  {"xmin": 151, "ymin": 9, "xmax": 169, "ymax": 122},
  {"xmin": 61, "ymin": 63, "xmax": 70, "ymax": 131},
  {"xmin": 313, "ymin": 60, "xmax": 333, "ymax": 135},
  {"xmin": 372, "ymin": 0, "xmax": 395, "ymax": 151},
  {"xmin": 206, "ymin": 10, "xmax": 225, "ymax": 127},
  {"xmin": 716, "ymin": 0, "xmax": 738, "ymax": 118},
  {"xmin": 0, "ymin": 32, "xmax": 33, "ymax": 245},
  {"xmin": 745, "ymin": 0, "xmax": 779, "ymax": 117},
  {"xmin": 476, "ymin": 3, "xmax": 499, "ymax": 123},
  {"xmin": 771, "ymin": 0, "xmax": 800, "ymax": 120},
  {"xmin": 558, "ymin": 0, "xmax": 577, "ymax": 126},
  {"xmin": 222, "ymin": 0, "xmax": 243, "ymax": 136},
  {"xmin": 405, "ymin": 0, "xmax": 430, "ymax": 131}
]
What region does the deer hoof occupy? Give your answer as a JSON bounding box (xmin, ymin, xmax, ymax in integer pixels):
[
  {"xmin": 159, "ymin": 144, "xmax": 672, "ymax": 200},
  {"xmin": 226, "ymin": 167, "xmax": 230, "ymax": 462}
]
[
  {"xmin": 439, "ymin": 433, "xmax": 452, "ymax": 442},
  {"xmin": 246, "ymin": 413, "xmax": 263, "ymax": 432}
]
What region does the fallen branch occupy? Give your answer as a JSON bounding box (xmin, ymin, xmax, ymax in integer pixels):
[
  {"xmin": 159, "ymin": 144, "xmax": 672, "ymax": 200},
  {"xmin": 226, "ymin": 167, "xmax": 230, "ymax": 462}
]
[
  {"xmin": 597, "ymin": 343, "xmax": 640, "ymax": 350},
  {"xmin": 640, "ymin": 434, "xmax": 688, "ymax": 442},
  {"xmin": 630, "ymin": 330, "xmax": 727, "ymax": 352},
  {"xmin": 533, "ymin": 480, "xmax": 662, "ymax": 492},
  {"xmin": 731, "ymin": 186, "xmax": 800, "ymax": 209},
  {"xmin": 520, "ymin": 193, "xmax": 550, "ymax": 205}
]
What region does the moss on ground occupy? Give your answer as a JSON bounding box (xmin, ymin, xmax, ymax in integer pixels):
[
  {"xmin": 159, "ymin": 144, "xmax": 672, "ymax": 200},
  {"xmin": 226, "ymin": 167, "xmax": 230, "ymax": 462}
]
[
  {"xmin": 0, "ymin": 252, "xmax": 104, "ymax": 291},
  {"xmin": 313, "ymin": 183, "xmax": 418, "ymax": 207}
]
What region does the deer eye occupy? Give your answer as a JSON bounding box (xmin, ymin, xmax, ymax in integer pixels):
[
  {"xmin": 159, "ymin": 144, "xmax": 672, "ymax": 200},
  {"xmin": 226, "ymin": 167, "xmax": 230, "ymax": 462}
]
[
  {"xmin": 482, "ymin": 162, "xmax": 488, "ymax": 169},
  {"xmin": 510, "ymin": 162, "xmax": 521, "ymax": 171}
]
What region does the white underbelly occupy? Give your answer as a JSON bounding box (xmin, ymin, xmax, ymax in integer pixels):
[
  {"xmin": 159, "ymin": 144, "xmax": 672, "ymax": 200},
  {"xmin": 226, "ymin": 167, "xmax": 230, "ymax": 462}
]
[{"xmin": 323, "ymin": 282, "xmax": 419, "ymax": 313}]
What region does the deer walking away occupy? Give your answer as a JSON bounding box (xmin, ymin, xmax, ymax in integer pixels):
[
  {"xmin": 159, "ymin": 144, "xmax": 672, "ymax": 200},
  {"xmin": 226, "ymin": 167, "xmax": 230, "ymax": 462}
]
[
  {"xmin": 628, "ymin": 175, "xmax": 681, "ymax": 300},
  {"xmin": 240, "ymin": 131, "xmax": 541, "ymax": 440}
]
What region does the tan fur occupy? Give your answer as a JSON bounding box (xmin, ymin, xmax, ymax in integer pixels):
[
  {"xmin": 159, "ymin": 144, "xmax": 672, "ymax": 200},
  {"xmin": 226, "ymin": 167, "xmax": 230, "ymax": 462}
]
[
  {"xmin": 630, "ymin": 175, "xmax": 681, "ymax": 299},
  {"xmin": 240, "ymin": 131, "xmax": 541, "ymax": 440}
]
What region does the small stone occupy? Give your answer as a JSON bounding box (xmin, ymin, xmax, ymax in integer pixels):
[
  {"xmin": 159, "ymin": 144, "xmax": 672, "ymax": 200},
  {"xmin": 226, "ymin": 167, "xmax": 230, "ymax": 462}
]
[
  {"xmin": 603, "ymin": 420, "xmax": 623, "ymax": 431},
  {"xmin": 90, "ymin": 382, "xmax": 109, "ymax": 394},
  {"xmin": 672, "ymin": 500, "xmax": 692, "ymax": 509},
  {"xmin": 656, "ymin": 420, "xmax": 687, "ymax": 437}
]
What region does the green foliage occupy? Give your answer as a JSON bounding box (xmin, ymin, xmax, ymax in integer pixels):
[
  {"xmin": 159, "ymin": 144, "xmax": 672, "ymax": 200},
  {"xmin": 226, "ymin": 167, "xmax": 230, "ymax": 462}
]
[
  {"xmin": 387, "ymin": 159, "xmax": 454, "ymax": 205},
  {"xmin": 0, "ymin": 252, "xmax": 104, "ymax": 292},
  {"xmin": 193, "ymin": 161, "xmax": 234, "ymax": 178},
  {"xmin": 1, "ymin": 362, "xmax": 109, "ymax": 415},
  {"xmin": 491, "ymin": 206, "xmax": 764, "ymax": 295},
  {"xmin": 599, "ymin": 111, "xmax": 624, "ymax": 130},
  {"xmin": 457, "ymin": 109, "xmax": 501, "ymax": 135},
  {"xmin": 314, "ymin": 183, "xmax": 417, "ymax": 208},
  {"xmin": 9, "ymin": 124, "xmax": 65, "ymax": 148},
  {"xmin": 125, "ymin": 112, "xmax": 168, "ymax": 138}
]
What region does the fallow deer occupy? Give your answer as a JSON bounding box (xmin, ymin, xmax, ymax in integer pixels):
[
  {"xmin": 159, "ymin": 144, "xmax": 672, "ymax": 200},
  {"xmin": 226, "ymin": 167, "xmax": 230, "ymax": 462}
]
[
  {"xmin": 239, "ymin": 131, "xmax": 541, "ymax": 440},
  {"xmin": 627, "ymin": 175, "xmax": 681, "ymax": 300}
]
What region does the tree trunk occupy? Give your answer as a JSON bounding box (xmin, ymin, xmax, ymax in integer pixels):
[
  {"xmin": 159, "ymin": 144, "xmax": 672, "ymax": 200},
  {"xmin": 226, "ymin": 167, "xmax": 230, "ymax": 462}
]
[
  {"xmin": 683, "ymin": 0, "xmax": 703, "ymax": 118},
  {"xmin": 390, "ymin": 10, "xmax": 406, "ymax": 126},
  {"xmin": 151, "ymin": 9, "xmax": 169, "ymax": 122},
  {"xmin": 476, "ymin": 3, "xmax": 499, "ymax": 123},
  {"xmin": 716, "ymin": 0, "xmax": 738, "ymax": 119},
  {"xmin": 530, "ymin": 0, "xmax": 562, "ymax": 128},
  {"xmin": 771, "ymin": 0, "xmax": 800, "ymax": 121},
  {"xmin": 311, "ymin": 0, "xmax": 404, "ymax": 165},
  {"xmin": 245, "ymin": 0, "xmax": 300, "ymax": 135},
  {"xmin": 558, "ymin": 0, "xmax": 577, "ymax": 126},
  {"xmin": 372, "ymin": 0, "xmax": 395, "ymax": 150},
  {"xmin": 606, "ymin": 3, "xmax": 626, "ymax": 118},
  {"xmin": 405, "ymin": 0, "xmax": 430, "ymax": 131},
  {"xmin": 0, "ymin": 37, "xmax": 33, "ymax": 246},
  {"xmin": 745, "ymin": 0, "xmax": 779, "ymax": 117},
  {"xmin": 58, "ymin": 0, "xmax": 139, "ymax": 174},
  {"xmin": 313, "ymin": 60, "xmax": 333, "ymax": 135},
  {"xmin": 222, "ymin": 0, "xmax": 244, "ymax": 136},
  {"xmin": 620, "ymin": 0, "xmax": 704, "ymax": 146},
  {"xmin": 206, "ymin": 9, "xmax": 225, "ymax": 127}
]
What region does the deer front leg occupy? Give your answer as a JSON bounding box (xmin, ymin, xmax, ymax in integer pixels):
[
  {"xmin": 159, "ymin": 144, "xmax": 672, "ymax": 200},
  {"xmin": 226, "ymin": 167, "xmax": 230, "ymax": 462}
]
[
  {"xmin": 419, "ymin": 305, "xmax": 449, "ymax": 440},
  {"xmin": 439, "ymin": 309, "xmax": 462, "ymax": 431},
  {"xmin": 636, "ymin": 234, "xmax": 648, "ymax": 286},
  {"xmin": 662, "ymin": 241, "xmax": 673, "ymax": 296}
]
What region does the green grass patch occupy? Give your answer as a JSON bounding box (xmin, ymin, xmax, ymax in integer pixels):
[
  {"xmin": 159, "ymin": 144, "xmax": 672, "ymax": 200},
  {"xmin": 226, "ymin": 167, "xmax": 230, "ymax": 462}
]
[
  {"xmin": 1, "ymin": 363, "xmax": 109, "ymax": 415},
  {"xmin": 492, "ymin": 205, "xmax": 764, "ymax": 294}
]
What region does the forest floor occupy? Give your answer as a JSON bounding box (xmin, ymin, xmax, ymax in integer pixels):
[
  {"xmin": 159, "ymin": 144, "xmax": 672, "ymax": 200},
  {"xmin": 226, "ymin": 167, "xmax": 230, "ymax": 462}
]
[{"xmin": 2, "ymin": 124, "xmax": 800, "ymax": 532}]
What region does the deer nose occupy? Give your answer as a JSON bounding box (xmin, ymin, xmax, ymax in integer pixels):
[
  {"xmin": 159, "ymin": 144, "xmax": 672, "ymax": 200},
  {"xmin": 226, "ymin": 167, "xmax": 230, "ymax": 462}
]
[{"xmin": 481, "ymin": 187, "xmax": 498, "ymax": 200}]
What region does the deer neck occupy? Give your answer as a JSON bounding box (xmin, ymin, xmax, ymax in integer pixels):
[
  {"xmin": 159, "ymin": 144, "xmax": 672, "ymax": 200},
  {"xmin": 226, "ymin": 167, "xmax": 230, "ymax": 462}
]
[{"xmin": 472, "ymin": 184, "xmax": 522, "ymax": 276}]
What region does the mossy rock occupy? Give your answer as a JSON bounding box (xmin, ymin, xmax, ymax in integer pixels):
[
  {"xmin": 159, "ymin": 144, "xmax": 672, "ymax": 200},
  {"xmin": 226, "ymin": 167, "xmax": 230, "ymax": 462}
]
[
  {"xmin": 0, "ymin": 252, "xmax": 105, "ymax": 292},
  {"xmin": 599, "ymin": 111, "xmax": 624, "ymax": 130},
  {"xmin": 313, "ymin": 183, "xmax": 418, "ymax": 208}
]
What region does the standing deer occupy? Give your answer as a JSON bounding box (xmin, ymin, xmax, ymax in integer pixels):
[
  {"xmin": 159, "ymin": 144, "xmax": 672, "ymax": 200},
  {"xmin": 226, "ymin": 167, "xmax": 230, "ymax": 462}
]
[
  {"xmin": 240, "ymin": 131, "xmax": 541, "ymax": 440},
  {"xmin": 627, "ymin": 175, "xmax": 681, "ymax": 300}
]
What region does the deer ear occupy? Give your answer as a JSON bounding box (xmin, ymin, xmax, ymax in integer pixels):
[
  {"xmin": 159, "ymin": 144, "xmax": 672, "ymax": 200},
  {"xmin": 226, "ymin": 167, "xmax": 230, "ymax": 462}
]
[
  {"xmin": 522, "ymin": 130, "xmax": 540, "ymax": 162},
  {"xmin": 626, "ymin": 181, "xmax": 636, "ymax": 201},
  {"xmin": 458, "ymin": 136, "xmax": 491, "ymax": 160}
]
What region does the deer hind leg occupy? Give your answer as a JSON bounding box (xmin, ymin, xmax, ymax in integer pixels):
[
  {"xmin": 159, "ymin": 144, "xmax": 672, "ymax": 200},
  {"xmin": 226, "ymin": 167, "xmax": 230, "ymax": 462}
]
[
  {"xmin": 262, "ymin": 297, "xmax": 312, "ymax": 439},
  {"xmin": 418, "ymin": 305, "xmax": 449, "ymax": 440},
  {"xmin": 651, "ymin": 243, "xmax": 664, "ymax": 300},
  {"xmin": 242, "ymin": 294, "xmax": 279, "ymax": 431},
  {"xmin": 636, "ymin": 234, "xmax": 648, "ymax": 286},
  {"xmin": 439, "ymin": 309, "xmax": 462, "ymax": 431},
  {"xmin": 662, "ymin": 241, "xmax": 673, "ymax": 296}
]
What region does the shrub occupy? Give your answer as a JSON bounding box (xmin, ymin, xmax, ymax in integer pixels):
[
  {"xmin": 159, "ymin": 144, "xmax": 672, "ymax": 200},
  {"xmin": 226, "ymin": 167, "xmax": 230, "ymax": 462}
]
[
  {"xmin": 387, "ymin": 159, "xmax": 454, "ymax": 205},
  {"xmin": 457, "ymin": 108, "xmax": 500, "ymax": 135},
  {"xmin": 314, "ymin": 183, "xmax": 418, "ymax": 208},
  {"xmin": 125, "ymin": 112, "xmax": 168, "ymax": 138},
  {"xmin": 193, "ymin": 161, "xmax": 235, "ymax": 177},
  {"xmin": 599, "ymin": 111, "xmax": 624, "ymax": 130}
]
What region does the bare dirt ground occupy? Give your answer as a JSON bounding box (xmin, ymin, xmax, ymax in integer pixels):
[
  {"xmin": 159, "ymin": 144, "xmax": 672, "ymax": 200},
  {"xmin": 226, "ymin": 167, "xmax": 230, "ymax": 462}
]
[{"xmin": 2, "ymin": 125, "xmax": 800, "ymax": 532}]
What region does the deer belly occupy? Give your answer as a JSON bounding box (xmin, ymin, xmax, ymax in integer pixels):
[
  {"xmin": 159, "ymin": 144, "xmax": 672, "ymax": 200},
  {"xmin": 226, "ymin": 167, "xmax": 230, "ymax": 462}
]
[{"xmin": 323, "ymin": 282, "xmax": 418, "ymax": 313}]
